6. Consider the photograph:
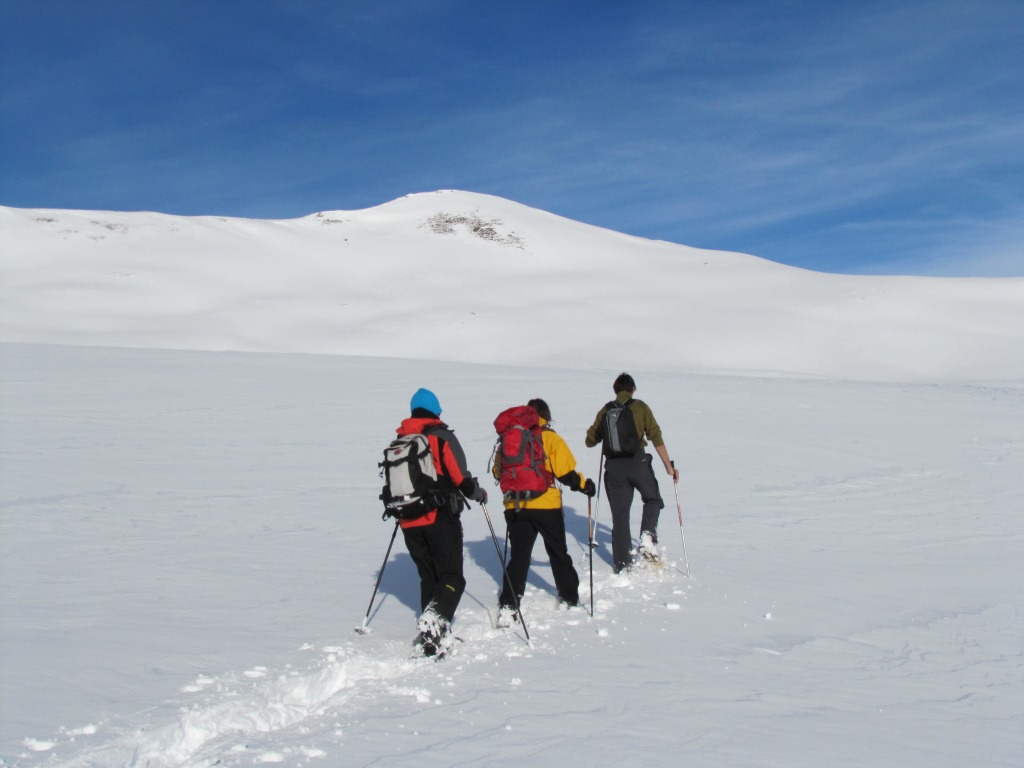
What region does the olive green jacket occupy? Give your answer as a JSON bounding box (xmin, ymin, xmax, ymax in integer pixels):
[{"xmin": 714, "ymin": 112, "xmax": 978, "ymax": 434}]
[{"xmin": 585, "ymin": 391, "xmax": 665, "ymax": 450}]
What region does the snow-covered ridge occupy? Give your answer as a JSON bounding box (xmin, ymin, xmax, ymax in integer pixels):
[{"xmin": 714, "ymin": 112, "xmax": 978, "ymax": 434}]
[{"xmin": 2, "ymin": 190, "xmax": 1022, "ymax": 381}]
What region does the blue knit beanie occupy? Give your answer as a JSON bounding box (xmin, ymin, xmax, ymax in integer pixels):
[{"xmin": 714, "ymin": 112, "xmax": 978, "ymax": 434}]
[{"xmin": 410, "ymin": 388, "xmax": 442, "ymax": 416}]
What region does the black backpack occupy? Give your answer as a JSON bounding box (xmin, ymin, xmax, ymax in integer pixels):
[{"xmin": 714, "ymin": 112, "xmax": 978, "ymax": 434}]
[
  {"xmin": 379, "ymin": 429, "xmax": 446, "ymax": 520},
  {"xmin": 601, "ymin": 399, "xmax": 641, "ymax": 458}
]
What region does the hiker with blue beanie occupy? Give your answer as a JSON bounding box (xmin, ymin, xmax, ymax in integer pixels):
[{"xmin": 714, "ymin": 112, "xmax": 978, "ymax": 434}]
[{"xmin": 390, "ymin": 388, "xmax": 486, "ymax": 657}]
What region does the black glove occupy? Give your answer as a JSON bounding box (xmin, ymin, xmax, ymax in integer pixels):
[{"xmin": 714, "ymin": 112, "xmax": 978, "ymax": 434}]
[
  {"xmin": 461, "ymin": 477, "xmax": 487, "ymax": 505},
  {"xmin": 582, "ymin": 478, "xmax": 597, "ymax": 497}
]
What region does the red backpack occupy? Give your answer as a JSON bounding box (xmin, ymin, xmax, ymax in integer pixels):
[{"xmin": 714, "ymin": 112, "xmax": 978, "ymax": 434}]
[{"xmin": 492, "ymin": 405, "xmax": 553, "ymax": 503}]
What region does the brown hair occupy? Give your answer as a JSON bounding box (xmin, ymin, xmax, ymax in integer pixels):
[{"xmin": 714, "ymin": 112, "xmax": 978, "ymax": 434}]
[
  {"xmin": 613, "ymin": 373, "xmax": 636, "ymax": 394},
  {"xmin": 527, "ymin": 398, "xmax": 551, "ymax": 421}
]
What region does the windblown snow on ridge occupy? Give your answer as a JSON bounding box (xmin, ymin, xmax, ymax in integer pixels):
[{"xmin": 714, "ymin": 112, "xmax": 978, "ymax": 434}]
[{"xmin": 2, "ymin": 190, "xmax": 1022, "ymax": 381}]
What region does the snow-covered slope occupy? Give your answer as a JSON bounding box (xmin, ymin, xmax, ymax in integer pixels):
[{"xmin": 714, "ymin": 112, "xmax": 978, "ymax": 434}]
[
  {"xmin": 2, "ymin": 190, "xmax": 1022, "ymax": 381},
  {"xmin": 1, "ymin": 345, "xmax": 1021, "ymax": 767},
  {"xmin": 1, "ymin": 191, "xmax": 1022, "ymax": 766}
]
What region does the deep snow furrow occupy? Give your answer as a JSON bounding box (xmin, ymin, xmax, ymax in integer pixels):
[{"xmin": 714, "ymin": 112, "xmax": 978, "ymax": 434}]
[
  {"xmin": 29, "ymin": 558, "xmax": 684, "ymax": 768},
  {"xmin": 130, "ymin": 653, "xmax": 387, "ymax": 767},
  {"xmin": 40, "ymin": 648, "xmax": 418, "ymax": 768}
]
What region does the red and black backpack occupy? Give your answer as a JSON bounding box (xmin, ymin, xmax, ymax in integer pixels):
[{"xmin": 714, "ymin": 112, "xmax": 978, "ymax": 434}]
[{"xmin": 491, "ymin": 405, "xmax": 553, "ymax": 503}]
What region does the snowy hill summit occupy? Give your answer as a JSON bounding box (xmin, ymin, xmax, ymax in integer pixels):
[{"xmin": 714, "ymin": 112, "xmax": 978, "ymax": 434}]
[{"xmin": 2, "ymin": 189, "xmax": 1022, "ymax": 381}]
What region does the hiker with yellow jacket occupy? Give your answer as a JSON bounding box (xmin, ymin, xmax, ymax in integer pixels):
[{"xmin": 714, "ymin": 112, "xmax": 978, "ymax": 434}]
[{"xmin": 493, "ymin": 398, "xmax": 595, "ymax": 626}]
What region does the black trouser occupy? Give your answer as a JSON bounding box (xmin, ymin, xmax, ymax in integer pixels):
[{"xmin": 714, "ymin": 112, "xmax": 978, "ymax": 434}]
[
  {"xmin": 499, "ymin": 507, "xmax": 580, "ymax": 608},
  {"xmin": 401, "ymin": 511, "xmax": 465, "ymax": 623},
  {"xmin": 604, "ymin": 452, "xmax": 664, "ymax": 572}
]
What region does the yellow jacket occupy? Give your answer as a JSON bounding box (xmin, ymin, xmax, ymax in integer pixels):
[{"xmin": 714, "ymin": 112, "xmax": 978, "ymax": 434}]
[{"xmin": 494, "ymin": 419, "xmax": 588, "ymax": 510}]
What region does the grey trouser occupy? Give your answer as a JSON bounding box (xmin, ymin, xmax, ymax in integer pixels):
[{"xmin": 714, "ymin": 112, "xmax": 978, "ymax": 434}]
[{"xmin": 604, "ymin": 452, "xmax": 664, "ymax": 571}]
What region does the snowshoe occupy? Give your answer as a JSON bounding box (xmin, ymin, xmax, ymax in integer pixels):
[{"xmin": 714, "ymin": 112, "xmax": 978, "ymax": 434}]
[
  {"xmin": 414, "ymin": 630, "xmax": 460, "ymax": 659},
  {"xmin": 414, "ymin": 630, "xmax": 437, "ymax": 656}
]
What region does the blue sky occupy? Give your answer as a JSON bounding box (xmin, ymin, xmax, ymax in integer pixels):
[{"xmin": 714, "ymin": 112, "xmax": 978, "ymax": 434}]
[{"xmin": 2, "ymin": 1, "xmax": 1022, "ymax": 276}]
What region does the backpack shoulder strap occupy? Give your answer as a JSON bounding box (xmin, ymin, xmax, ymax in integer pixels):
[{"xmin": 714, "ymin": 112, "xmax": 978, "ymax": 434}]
[
  {"xmin": 605, "ymin": 398, "xmax": 635, "ymax": 414},
  {"xmin": 538, "ymin": 425, "xmax": 556, "ymax": 479},
  {"xmin": 423, "ymin": 423, "xmax": 462, "ymax": 490},
  {"xmin": 421, "ymin": 422, "xmax": 445, "ymax": 439},
  {"xmin": 422, "ymin": 421, "xmax": 444, "ymax": 448}
]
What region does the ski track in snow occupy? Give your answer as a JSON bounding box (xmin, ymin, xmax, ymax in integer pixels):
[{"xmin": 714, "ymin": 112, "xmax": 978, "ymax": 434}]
[{"xmin": 18, "ymin": 556, "xmax": 683, "ymax": 768}]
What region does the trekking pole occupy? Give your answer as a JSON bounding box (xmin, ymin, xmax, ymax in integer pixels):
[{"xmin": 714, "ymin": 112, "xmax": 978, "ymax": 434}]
[
  {"xmin": 355, "ymin": 520, "xmax": 400, "ymax": 634},
  {"xmin": 591, "ymin": 453, "xmax": 604, "ymax": 551},
  {"xmin": 671, "ymin": 461, "xmax": 691, "ymax": 578},
  {"xmin": 481, "ymin": 503, "xmax": 531, "ymax": 646},
  {"xmin": 587, "ymin": 494, "xmax": 595, "ymax": 617}
]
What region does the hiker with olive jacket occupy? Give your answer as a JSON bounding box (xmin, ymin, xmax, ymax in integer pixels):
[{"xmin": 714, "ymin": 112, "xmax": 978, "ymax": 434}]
[{"xmin": 585, "ymin": 373, "xmax": 679, "ymax": 573}]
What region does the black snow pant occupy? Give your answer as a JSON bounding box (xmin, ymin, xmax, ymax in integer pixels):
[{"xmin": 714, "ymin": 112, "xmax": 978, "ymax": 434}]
[
  {"xmin": 401, "ymin": 511, "xmax": 466, "ymax": 624},
  {"xmin": 604, "ymin": 452, "xmax": 664, "ymax": 572},
  {"xmin": 499, "ymin": 507, "xmax": 580, "ymax": 608}
]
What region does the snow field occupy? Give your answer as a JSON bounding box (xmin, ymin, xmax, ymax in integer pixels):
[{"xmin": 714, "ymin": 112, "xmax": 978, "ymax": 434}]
[{"xmin": 2, "ymin": 343, "xmax": 1021, "ymax": 766}]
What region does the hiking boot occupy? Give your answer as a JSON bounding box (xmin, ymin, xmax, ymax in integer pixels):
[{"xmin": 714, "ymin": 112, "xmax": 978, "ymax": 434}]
[
  {"xmin": 417, "ymin": 606, "xmax": 448, "ymax": 634},
  {"xmin": 495, "ymin": 605, "xmax": 519, "ymax": 628},
  {"xmin": 415, "ymin": 607, "xmax": 450, "ymax": 656},
  {"xmin": 637, "ymin": 531, "xmax": 660, "ymax": 562}
]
